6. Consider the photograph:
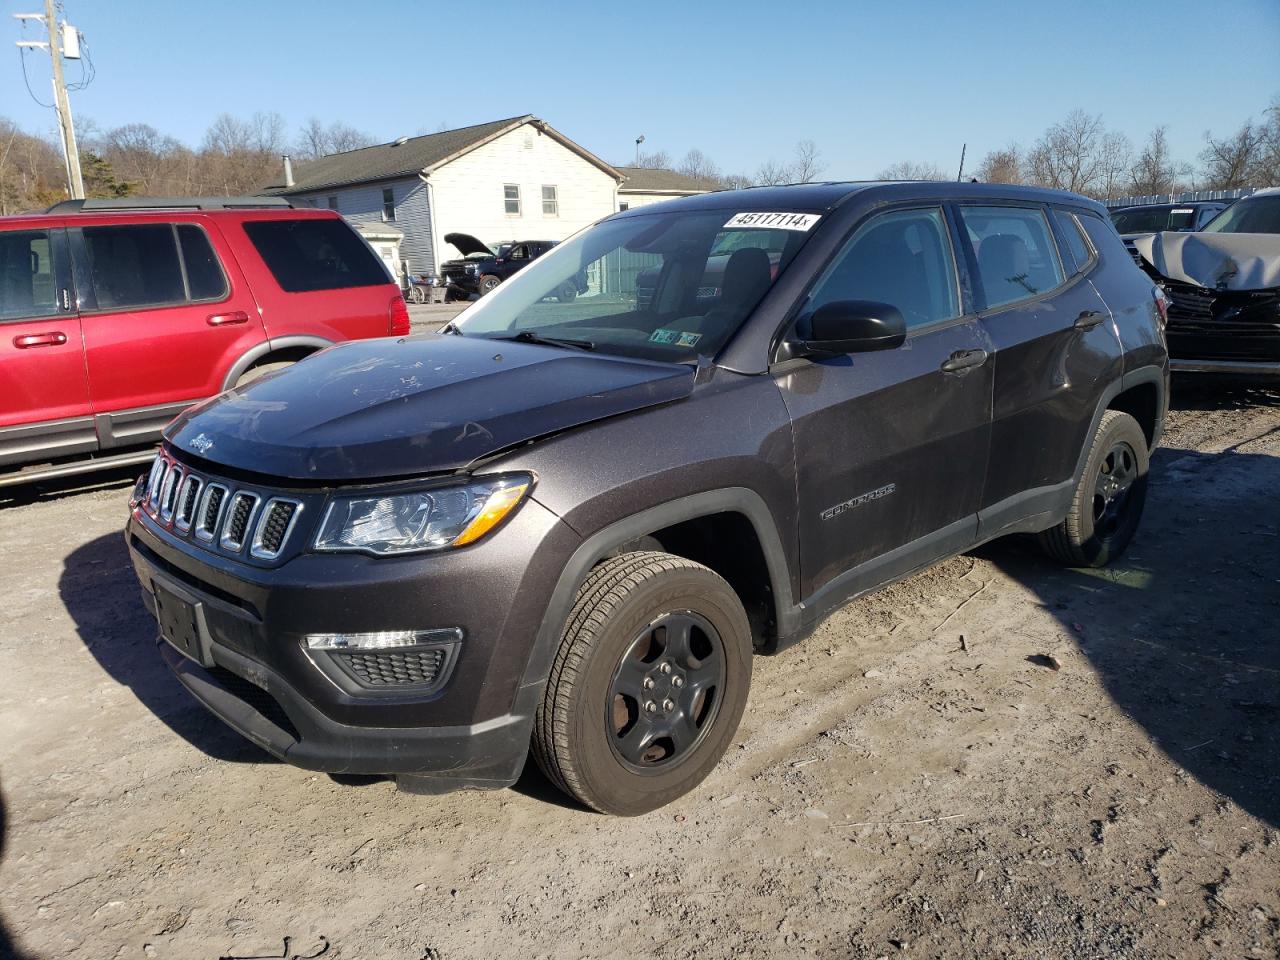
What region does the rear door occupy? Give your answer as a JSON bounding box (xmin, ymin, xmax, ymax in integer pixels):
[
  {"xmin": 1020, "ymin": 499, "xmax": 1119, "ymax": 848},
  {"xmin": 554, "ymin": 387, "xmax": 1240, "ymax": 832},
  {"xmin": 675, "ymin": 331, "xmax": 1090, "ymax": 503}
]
[
  {"xmin": 956, "ymin": 203, "xmax": 1122, "ymax": 536},
  {"xmin": 74, "ymin": 218, "xmax": 264, "ymax": 448},
  {"xmin": 775, "ymin": 205, "xmax": 993, "ymax": 604},
  {"xmin": 0, "ymin": 223, "xmax": 96, "ymax": 467}
]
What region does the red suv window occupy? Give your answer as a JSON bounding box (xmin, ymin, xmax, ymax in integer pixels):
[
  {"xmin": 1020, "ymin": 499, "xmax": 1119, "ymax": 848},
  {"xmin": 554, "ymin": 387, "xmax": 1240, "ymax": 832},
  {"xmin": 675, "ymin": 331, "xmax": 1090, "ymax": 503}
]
[{"xmin": 243, "ymin": 219, "xmax": 389, "ymax": 293}]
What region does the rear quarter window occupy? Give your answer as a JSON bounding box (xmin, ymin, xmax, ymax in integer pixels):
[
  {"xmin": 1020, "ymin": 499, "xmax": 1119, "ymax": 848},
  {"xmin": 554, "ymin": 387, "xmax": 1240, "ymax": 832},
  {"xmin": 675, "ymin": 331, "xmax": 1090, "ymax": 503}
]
[
  {"xmin": 243, "ymin": 218, "xmax": 390, "ymax": 293},
  {"xmin": 1053, "ymin": 209, "xmax": 1094, "ymax": 274}
]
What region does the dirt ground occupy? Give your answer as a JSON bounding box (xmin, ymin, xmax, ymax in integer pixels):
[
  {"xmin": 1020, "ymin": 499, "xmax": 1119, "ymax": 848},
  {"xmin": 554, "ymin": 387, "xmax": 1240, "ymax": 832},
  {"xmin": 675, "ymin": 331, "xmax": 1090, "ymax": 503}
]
[{"xmin": 1, "ymin": 378, "xmax": 1277, "ymax": 960}]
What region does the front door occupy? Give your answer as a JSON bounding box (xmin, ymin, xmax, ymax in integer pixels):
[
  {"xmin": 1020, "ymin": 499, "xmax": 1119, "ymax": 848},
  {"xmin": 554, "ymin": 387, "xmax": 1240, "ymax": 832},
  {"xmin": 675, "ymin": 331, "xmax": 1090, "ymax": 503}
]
[
  {"xmin": 74, "ymin": 220, "xmax": 265, "ymax": 448},
  {"xmin": 774, "ymin": 206, "xmax": 993, "ymax": 606},
  {"xmin": 0, "ymin": 225, "xmax": 95, "ymax": 467}
]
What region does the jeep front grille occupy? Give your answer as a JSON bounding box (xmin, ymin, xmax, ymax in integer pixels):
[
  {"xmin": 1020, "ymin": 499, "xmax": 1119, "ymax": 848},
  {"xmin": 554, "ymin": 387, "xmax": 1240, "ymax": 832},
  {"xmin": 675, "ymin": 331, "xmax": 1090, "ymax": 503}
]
[{"xmin": 140, "ymin": 453, "xmax": 310, "ymax": 561}]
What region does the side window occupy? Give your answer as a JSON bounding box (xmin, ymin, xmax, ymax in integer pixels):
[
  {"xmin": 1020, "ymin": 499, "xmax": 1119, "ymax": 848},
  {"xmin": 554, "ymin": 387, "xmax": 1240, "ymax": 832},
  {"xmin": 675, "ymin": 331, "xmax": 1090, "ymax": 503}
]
[
  {"xmin": 242, "ymin": 218, "xmax": 391, "ymax": 293},
  {"xmin": 541, "ymin": 185, "xmax": 558, "ymax": 216},
  {"xmin": 0, "ymin": 230, "xmax": 60, "ymax": 321},
  {"xmin": 177, "ymin": 225, "xmax": 229, "ymax": 301},
  {"xmin": 803, "ymin": 207, "xmax": 959, "ymax": 329},
  {"xmin": 381, "ymin": 188, "xmax": 396, "ymax": 222},
  {"xmin": 1053, "ymin": 209, "xmax": 1094, "ymax": 274},
  {"xmin": 1077, "ymin": 213, "xmax": 1134, "ymax": 267},
  {"xmin": 503, "ymin": 184, "xmax": 521, "ymax": 216},
  {"xmin": 508, "ymin": 245, "xmax": 529, "ymax": 260},
  {"xmin": 81, "ymin": 224, "xmax": 185, "ymax": 310},
  {"xmin": 960, "ymin": 205, "xmax": 1065, "ymax": 309}
]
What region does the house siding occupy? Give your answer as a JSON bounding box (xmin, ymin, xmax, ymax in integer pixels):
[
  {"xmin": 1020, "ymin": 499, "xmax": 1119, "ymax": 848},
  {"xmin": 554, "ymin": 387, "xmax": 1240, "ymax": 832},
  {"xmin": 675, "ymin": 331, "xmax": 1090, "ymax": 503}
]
[
  {"xmin": 427, "ymin": 124, "xmax": 619, "ymax": 265},
  {"xmin": 291, "ymin": 178, "xmax": 435, "ymax": 276},
  {"xmin": 617, "ymin": 192, "xmax": 698, "ymax": 210}
]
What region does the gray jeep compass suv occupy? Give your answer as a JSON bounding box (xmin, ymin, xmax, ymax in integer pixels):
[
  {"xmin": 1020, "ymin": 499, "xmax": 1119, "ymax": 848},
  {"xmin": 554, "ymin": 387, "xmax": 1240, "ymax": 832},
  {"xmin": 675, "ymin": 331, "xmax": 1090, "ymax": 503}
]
[{"xmin": 126, "ymin": 182, "xmax": 1168, "ymax": 815}]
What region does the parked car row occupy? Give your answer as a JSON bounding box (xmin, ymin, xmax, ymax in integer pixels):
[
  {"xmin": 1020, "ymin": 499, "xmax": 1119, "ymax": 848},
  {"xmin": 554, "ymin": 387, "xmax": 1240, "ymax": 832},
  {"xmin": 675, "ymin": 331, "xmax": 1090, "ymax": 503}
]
[
  {"xmin": 0, "ymin": 198, "xmax": 407, "ymax": 486},
  {"xmin": 125, "ymin": 181, "xmax": 1169, "ymax": 815}
]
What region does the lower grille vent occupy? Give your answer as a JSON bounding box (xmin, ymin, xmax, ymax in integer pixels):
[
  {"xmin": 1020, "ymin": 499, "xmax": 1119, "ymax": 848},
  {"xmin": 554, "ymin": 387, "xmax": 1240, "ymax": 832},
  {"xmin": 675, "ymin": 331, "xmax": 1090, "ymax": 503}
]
[{"xmin": 336, "ymin": 649, "xmax": 446, "ymax": 687}]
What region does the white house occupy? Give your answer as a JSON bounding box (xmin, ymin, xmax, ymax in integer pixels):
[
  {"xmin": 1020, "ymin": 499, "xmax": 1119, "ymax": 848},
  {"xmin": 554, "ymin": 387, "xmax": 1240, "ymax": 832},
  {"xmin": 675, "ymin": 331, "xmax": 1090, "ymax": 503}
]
[{"xmin": 268, "ymin": 116, "xmax": 624, "ymax": 277}]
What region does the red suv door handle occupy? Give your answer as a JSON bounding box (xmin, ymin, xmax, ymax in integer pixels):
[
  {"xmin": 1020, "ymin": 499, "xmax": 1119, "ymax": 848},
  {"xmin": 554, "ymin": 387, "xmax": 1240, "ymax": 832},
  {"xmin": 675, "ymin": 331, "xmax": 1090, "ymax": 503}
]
[
  {"xmin": 13, "ymin": 331, "xmax": 68, "ymax": 349},
  {"xmin": 207, "ymin": 311, "xmax": 249, "ymax": 327}
]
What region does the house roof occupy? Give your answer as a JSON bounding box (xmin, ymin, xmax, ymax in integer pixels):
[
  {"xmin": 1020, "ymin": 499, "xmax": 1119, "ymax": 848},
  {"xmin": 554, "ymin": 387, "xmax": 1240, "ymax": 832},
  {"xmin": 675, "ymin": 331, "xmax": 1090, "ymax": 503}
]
[
  {"xmin": 267, "ymin": 116, "xmax": 623, "ymax": 194},
  {"xmin": 617, "ymin": 166, "xmax": 721, "ymax": 195}
]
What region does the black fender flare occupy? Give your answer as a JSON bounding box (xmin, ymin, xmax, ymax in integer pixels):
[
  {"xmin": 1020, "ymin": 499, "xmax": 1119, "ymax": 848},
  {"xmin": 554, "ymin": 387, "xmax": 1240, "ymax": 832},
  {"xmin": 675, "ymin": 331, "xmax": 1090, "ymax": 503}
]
[
  {"xmin": 220, "ymin": 335, "xmax": 333, "ymax": 391},
  {"xmin": 1070, "ymin": 363, "xmax": 1167, "ymax": 484},
  {"xmin": 514, "ymin": 487, "xmax": 798, "ymax": 698}
]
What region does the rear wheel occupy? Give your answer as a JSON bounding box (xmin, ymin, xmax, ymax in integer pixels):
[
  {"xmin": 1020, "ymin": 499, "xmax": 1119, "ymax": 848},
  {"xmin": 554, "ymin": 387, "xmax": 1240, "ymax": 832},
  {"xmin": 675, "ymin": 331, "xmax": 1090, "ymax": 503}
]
[
  {"xmin": 479, "ymin": 274, "xmax": 501, "ymax": 295},
  {"xmin": 1038, "ymin": 410, "xmax": 1148, "ymax": 567},
  {"xmin": 558, "ymin": 282, "xmax": 577, "ymax": 303},
  {"xmin": 234, "ymin": 359, "xmax": 295, "ymax": 388},
  {"xmin": 533, "ymin": 552, "xmax": 752, "ymax": 816}
]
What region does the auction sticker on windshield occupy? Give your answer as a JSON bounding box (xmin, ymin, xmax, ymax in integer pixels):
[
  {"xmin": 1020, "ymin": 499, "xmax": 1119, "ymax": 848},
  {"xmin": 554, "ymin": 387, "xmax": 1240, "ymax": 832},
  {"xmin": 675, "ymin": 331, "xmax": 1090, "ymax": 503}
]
[{"xmin": 724, "ymin": 212, "xmax": 821, "ymax": 231}]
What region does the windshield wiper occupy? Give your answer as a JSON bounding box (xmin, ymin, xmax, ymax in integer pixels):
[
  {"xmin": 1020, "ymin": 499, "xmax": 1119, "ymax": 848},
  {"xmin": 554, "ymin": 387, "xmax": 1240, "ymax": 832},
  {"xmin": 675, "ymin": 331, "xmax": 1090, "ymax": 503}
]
[{"xmin": 492, "ymin": 331, "xmax": 595, "ymax": 351}]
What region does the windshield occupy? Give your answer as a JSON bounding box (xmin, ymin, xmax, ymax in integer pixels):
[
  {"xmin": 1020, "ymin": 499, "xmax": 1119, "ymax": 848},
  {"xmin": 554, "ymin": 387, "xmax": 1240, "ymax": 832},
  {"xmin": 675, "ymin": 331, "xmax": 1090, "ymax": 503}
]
[
  {"xmin": 1109, "ymin": 205, "xmax": 1193, "ymax": 233},
  {"xmin": 452, "ymin": 210, "xmax": 814, "ymax": 361},
  {"xmin": 1201, "ymin": 196, "xmax": 1280, "ymax": 235}
]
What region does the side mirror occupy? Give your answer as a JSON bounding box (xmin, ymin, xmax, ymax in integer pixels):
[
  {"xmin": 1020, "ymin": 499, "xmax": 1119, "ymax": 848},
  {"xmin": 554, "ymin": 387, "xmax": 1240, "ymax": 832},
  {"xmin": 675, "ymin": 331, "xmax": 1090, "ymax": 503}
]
[{"xmin": 801, "ymin": 300, "xmax": 907, "ymax": 355}]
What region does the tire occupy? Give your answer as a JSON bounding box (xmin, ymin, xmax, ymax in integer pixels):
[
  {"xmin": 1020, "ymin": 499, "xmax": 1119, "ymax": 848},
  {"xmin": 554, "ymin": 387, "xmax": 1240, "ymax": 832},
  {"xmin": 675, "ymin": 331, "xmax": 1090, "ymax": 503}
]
[
  {"xmin": 479, "ymin": 274, "xmax": 501, "ymax": 295},
  {"xmin": 558, "ymin": 282, "xmax": 577, "ymax": 303},
  {"xmin": 234, "ymin": 360, "xmax": 294, "ymax": 388},
  {"xmin": 533, "ymin": 552, "xmax": 753, "ymax": 816},
  {"xmin": 1038, "ymin": 410, "xmax": 1149, "ymax": 567}
]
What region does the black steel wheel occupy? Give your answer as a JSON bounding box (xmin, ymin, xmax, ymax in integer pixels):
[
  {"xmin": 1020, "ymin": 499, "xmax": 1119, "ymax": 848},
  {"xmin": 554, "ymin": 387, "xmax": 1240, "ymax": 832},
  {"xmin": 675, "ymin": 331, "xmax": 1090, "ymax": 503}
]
[
  {"xmin": 606, "ymin": 611, "xmax": 725, "ymax": 772},
  {"xmin": 533, "ymin": 552, "xmax": 752, "ymax": 815},
  {"xmin": 1039, "ymin": 410, "xmax": 1149, "ymax": 567}
]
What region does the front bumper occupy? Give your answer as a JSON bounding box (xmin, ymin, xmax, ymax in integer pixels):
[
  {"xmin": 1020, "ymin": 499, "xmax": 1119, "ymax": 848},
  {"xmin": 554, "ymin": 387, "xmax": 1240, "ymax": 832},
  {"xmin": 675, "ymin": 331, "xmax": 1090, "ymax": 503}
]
[{"xmin": 126, "ymin": 483, "xmax": 579, "ymax": 790}]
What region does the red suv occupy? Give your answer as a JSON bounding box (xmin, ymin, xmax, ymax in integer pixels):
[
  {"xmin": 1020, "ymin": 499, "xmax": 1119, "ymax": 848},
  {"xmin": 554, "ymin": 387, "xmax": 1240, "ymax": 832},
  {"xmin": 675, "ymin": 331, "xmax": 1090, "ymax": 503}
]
[{"xmin": 0, "ymin": 197, "xmax": 409, "ymax": 486}]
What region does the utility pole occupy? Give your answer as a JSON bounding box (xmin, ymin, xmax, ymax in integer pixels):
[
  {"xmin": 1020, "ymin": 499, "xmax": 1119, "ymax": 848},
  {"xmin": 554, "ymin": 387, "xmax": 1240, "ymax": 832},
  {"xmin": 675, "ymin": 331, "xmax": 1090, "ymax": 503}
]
[{"xmin": 14, "ymin": 1, "xmax": 84, "ymax": 198}]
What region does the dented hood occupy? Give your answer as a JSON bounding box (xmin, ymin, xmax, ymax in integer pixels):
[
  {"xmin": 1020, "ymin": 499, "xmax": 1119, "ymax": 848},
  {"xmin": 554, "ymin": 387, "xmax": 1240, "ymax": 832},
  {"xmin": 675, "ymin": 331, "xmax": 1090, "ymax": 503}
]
[
  {"xmin": 1132, "ymin": 231, "xmax": 1280, "ymax": 290},
  {"xmin": 165, "ymin": 335, "xmax": 694, "ymax": 482}
]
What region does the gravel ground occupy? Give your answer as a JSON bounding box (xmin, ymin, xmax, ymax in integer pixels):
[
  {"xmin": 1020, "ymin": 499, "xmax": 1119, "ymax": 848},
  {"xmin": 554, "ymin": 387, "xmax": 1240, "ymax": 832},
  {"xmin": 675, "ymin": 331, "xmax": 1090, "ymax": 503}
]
[{"xmin": 1, "ymin": 376, "xmax": 1277, "ymax": 960}]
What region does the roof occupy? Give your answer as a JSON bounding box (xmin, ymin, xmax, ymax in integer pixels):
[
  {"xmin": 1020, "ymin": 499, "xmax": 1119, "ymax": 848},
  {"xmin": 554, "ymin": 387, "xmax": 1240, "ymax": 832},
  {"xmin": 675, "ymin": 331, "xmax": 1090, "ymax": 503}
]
[
  {"xmin": 268, "ymin": 116, "xmax": 623, "ymax": 194},
  {"xmin": 617, "ymin": 166, "xmax": 721, "ymax": 195},
  {"xmin": 611, "ymin": 181, "xmax": 1109, "ymax": 217}
]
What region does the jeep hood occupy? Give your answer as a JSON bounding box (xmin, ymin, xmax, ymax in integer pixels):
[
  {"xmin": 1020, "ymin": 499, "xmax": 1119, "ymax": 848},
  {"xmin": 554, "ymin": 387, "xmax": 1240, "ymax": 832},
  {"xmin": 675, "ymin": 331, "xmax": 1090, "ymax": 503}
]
[
  {"xmin": 165, "ymin": 335, "xmax": 694, "ymax": 482},
  {"xmin": 444, "ymin": 232, "xmax": 491, "ymax": 257},
  {"xmin": 1132, "ymin": 231, "xmax": 1280, "ymax": 290}
]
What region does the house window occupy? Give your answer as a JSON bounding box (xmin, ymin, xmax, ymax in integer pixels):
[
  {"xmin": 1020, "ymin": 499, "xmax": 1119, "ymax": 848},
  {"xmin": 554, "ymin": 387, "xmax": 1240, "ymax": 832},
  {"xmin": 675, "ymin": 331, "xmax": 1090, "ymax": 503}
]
[
  {"xmin": 327, "ymin": 195, "xmax": 339, "ymax": 211},
  {"xmin": 382, "ymin": 188, "xmax": 395, "ymax": 221},
  {"xmin": 504, "ymin": 184, "xmax": 521, "ymax": 216},
  {"xmin": 542, "ymin": 185, "xmax": 558, "ymax": 217},
  {"xmin": 618, "ymin": 201, "xmax": 630, "ymax": 212}
]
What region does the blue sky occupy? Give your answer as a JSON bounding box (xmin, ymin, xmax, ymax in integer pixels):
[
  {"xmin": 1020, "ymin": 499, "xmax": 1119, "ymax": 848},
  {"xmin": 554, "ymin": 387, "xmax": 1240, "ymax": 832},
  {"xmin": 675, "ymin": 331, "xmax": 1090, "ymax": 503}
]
[{"xmin": 4, "ymin": 0, "xmax": 1279, "ymax": 178}]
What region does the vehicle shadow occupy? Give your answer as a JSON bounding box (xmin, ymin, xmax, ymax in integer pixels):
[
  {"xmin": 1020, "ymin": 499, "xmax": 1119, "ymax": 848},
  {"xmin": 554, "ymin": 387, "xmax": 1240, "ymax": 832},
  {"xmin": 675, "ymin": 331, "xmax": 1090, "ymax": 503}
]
[
  {"xmin": 1169, "ymin": 376, "xmax": 1280, "ymax": 412},
  {"xmin": 59, "ymin": 532, "xmax": 271, "ymax": 765},
  {"xmin": 979, "ymin": 440, "xmax": 1280, "ymax": 828},
  {"xmin": 0, "ymin": 782, "xmax": 31, "ymax": 960}
]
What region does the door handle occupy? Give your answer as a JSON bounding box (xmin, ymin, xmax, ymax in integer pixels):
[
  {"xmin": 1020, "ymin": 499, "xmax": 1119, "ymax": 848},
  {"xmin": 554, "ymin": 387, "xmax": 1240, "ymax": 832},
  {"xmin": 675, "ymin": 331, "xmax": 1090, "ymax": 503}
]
[
  {"xmin": 1074, "ymin": 310, "xmax": 1106, "ymax": 330},
  {"xmin": 13, "ymin": 331, "xmax": 68, "ymax": 349},
  {"xmin": 940, "ymin": 348, "xmax": 988, "ymax": 373},
  {"xmin": 206, "ymin": 311, "xmax": 249, "ymax": 327}
]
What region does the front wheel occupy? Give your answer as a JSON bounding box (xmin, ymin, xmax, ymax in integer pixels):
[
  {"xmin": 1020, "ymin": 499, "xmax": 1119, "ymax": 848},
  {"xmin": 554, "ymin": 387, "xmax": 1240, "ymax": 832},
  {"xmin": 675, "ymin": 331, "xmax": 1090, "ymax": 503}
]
[
  {"xmin": 479, "ymin": 274, "xmax": 501, "ymax": 295},
  {"xmin": 1038, "ymin": 409, "xmax": 1149, "ymax": 567},
  {"xmin": 533, "ymin": 552, "xmax": 753, "ymax": 816}
]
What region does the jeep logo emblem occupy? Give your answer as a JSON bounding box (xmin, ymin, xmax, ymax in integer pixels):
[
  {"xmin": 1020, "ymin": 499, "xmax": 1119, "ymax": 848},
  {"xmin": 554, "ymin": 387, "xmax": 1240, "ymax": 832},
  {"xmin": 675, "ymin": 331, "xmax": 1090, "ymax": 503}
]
[{"xmin": 189, "ymin": 433, "xmax": 214, "ymax": 455}]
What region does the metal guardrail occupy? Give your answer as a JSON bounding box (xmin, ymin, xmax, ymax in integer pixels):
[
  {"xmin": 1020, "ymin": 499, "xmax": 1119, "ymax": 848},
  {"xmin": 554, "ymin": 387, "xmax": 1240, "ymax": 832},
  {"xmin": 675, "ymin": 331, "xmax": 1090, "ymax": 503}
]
[{"xmin": 1104, "ymin": 187, "xmax": 1258, "ymax": 209}]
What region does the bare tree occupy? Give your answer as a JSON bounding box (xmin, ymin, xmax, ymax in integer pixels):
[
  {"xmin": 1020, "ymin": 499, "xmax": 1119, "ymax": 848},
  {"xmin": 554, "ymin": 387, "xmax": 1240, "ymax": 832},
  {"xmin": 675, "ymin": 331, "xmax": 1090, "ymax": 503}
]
[
  {"xmin": 677, "ymin": 148, "xmax": 721, "ymax": 182},
  {"xmin": 976, "ymin": 145, "xmax": 1022, "ymax": 183},
  {"xmin": 1025, "ymin": 110, "xmax": 1110, "ymax": 194},
  {"xmin": 877, "ymin": 160, "xmax": 947, "ymax": 181},
  {"xmin": 1127, "ymin": 127, "xmax": 1190, "ymax": 196},
  {"xmin": 791, "ymin": 139, "xmax": 823, "ymax": 183},
  {"xmin": 294, "ymin": 118, "xmax": 375, "ymax": 160},
  {"xmin": 1258, "ymin": 98, "xmax": 1280, "ymax": 186},
  {"xmin": 1097, "ymin": 130, "xmax": 1133, "ymax": 200},
  {"xmin": 1199, "ymin": 121, "xmax": 1264, "ymax": 190},
  {"xmin": 754, "ymin": 158, "xmax": 795, "ymax": 186}
]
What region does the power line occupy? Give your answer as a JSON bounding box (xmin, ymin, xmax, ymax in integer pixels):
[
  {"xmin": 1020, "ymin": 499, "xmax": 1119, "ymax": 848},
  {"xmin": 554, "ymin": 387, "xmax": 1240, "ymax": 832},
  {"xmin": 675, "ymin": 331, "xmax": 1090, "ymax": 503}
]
[{"xmin": 17, "ymin": 47, "xmax": 56, "ymax": 108}]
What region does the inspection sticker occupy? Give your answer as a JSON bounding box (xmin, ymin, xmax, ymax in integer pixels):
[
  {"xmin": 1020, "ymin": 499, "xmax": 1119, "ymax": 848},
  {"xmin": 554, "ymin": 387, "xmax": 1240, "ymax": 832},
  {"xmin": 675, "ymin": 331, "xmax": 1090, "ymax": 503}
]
[{"xmin": 724, "ymin": 212, "xmax": 821, "ymax": 232}]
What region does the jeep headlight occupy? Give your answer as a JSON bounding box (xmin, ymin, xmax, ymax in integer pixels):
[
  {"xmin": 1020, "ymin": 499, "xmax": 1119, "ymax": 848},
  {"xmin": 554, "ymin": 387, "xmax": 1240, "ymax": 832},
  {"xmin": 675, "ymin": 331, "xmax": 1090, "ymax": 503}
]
[{"xmin": 314, "ymin": 475, "xmax": 531, "ymax": 555}]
